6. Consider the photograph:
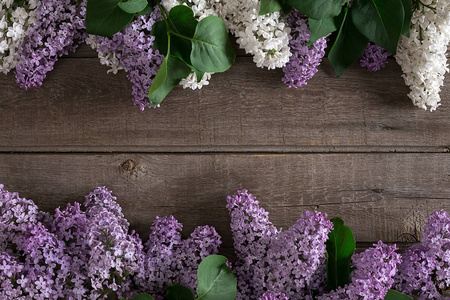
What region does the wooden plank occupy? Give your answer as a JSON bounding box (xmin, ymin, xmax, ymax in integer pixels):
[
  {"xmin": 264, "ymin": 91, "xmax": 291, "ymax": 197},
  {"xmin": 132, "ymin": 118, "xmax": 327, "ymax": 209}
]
[
  {"xmin": 1, "ymin": 57, "xmax": 449, "ymax": 151},
  {"xmin": 0, "ymin": 153, "xmax": 448, "ymax": 256}
]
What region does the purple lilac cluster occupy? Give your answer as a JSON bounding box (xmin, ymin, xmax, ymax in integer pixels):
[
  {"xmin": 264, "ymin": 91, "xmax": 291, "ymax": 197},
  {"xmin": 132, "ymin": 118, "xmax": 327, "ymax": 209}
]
[
  {"xmin": 394, "ymin": 210, "xmax": 450, "ymax": 299},
  {"xmin": 318, "ymin": 241, "xmax": 401, "ymax": 300},
  {"xmin": 360, "ymin": 42, "xmax": 390, "ymax": 72},
  {"xmin": 282, "ymin": 10, "xmax": 328, "ymax": 88},
  {"xmin": 227, "ymin": 189, "xmax": 332, "ymax": 299},
  {"xmin": 0, "ymin": 184, "xmax": 222, "ymax": 299},
  {"xmin": 91, "ymin": 9, "xmax": 164, "ymax": 110},
  {"xmin": 258, "ymin": 291, "xmax": 288, "ymax": 300},
  {"xmin": 134, "ymin": 216, "xmax": 222, "ymax": 296},
  {"xmin": 15, "ymin": 0, "xmax": 86, "ymax": 89}
]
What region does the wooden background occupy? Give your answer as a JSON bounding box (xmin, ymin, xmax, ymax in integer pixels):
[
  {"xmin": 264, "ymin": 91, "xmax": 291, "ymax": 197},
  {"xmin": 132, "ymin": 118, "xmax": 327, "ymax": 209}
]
[{"xmin": 1, "ymin": 43, "xmax": 449, "ymax": 259}]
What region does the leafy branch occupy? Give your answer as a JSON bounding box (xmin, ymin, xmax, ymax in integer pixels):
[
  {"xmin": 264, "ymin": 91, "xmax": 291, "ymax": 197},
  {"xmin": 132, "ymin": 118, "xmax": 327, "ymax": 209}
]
[{"xmin": 85, "ymin": 0, "xmax": 235, "ymax": 107}]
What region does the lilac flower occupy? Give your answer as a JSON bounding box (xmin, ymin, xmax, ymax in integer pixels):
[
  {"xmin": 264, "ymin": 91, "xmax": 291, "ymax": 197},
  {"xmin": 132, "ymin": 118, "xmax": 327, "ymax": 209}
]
[
  {"xmin": 227, "ymin": 189, "xmax": 332, "ymax": 299},
  {"xmin": 0, "ymin": 184, "xmax": 40, "ymax": 248},
  {"xmin": 174, "ymin": 225, "xmax": 222, "ymax": 290},
  {"xmin": 84, "ymin": 186, "xmax": 129, "ymax": 230},
  {"xmin": 135, "ymin": 216, "xmax": 222, "ymax": 297},
  {"xmin": 50, "ymin": 202, "xmax": 90, "ymax": 298},
  {"xmin": 360, "ymin": 42, "xmax": 390, "ymax": 72},
  {"xmin": 17, "ymin": 222, "xmax": 72, "ymax": 299},
  {"xmin": 395, "ymin": 244, "xmax": 441, "ymax": 299},
  {"xmin": 135, "ymin": 216, "xmax": 183, "ymax": 295},
  {"xmin": 282, "ymin": 10, "xmax": 328, "ymax": 88},
  {"xmin": 394, "ymin": 210, "xmax": 450, "ymax": 298},
  {"xmin": 258, "ymin": 291, "xmax": 288, "ymax": 300},
  {"xmin": 15, "ymin": 0, "xmax": 86, "ymax": 89},
  {"xmin": 318, "ymin": 241, "xmax": 401, "ymax": 300},
  {"xmin": 0, "ymin": 252, "xmax": 25, "ymax": 298},
  {"xmin": 86, "ymin": 206, "xmax": 144, "ymax": 299},
  {"xmin": 87, "ymin": 9, "xmax": 163, "ymax": 110}
]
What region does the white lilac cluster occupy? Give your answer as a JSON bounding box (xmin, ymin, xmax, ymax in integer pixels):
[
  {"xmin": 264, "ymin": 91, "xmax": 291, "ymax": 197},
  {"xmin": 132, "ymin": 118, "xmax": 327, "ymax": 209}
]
[
  {"xmin": 0, "ymin": 0, "xmax": 37, "ymax": 74},
  {"xmin": 395, "ymin": 0, "xmax": 450, "ymax": 111},
  {"xmin": 218, "ymin": 0, "xmax": 291, "ymax": 70}
]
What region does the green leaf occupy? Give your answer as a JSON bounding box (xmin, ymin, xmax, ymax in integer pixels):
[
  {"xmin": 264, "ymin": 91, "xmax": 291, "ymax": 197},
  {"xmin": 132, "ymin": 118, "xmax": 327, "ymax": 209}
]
[
  {"xmin": 196, "ymin": 255, "xmax": 237, "ymax": 300},
  {"xmin": 138, "ymin": 3, "xmax": 154, "ymax": 15},
  {"xmin": 307, "ymin": 16, "xmax": 338, "ymax": 46},
  {"xmin": 129, "ymin": 294, "xmax": 155, "ymax": 300},
  {"xmin": 400, "ymin": 0, "xmax": 412, "ymax": 37},
  {"xmin": 118, "ymin": 0, "xmax": 147, "ymax": 14},
  {"xmin": 168, "ymin": 5, "xmax": 198, "ymax": 66},
  {"xmin": 191, "ymin": 67, "xmax": 205, "ymax": 83},
  {"xmin": 384, "ymin": 290, "xmax": 413, "ymax": 300},
  {"xmin": 191, "ymin": 16, "xmax": 236, "ymax": 73},
  {"xmin": 150, "ymin": 20, "xmax": 169, "ymax": 55},
  {"xmin": 328, "ymin": 8, "xmax": 369, "ymax": 77},
  {"xmin": 280, "ymin": 1, "xmax": 293, "ymax": 14},
  {"xmin": 165, "ymin": 285, "xmax": 195, "ymax": 300},
  {"xmin": 259, "ymin": 0, "xmax": 282, "ymax": 15},
  {"xmin": 148, "ymin": 55, "xmax": 191, "ymax": 106},
  {"xmin": 326, "ymin": 217, "xmax": 356, "ymax": 291},
  {"xmin": 350, "ymin": 0, "xmax": 404, "ymax": 54},
  {"xmin": 286, "ymin": 0, "xmax": 349, "ymax": 19},
  {"xmin": 86, "ymin": 0, "xmax": 134, "ymax": 36}
]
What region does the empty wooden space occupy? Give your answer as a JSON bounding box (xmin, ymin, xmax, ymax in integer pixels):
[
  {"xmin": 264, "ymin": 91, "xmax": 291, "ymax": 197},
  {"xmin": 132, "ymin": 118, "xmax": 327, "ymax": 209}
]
[{"xmin": 0, "ymin": 44, "xmax": 449, "ymax": 258}]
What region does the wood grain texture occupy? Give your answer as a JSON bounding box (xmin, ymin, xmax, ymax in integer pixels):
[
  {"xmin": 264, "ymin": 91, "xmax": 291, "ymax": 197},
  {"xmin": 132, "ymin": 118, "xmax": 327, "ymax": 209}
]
[
  {"xmin": 1, "ymin": 54, "xmax": 450, "ymax": 152},
  {"xmin": 1, "ymin": 153, "xmax": 449, "ymax": 258}
]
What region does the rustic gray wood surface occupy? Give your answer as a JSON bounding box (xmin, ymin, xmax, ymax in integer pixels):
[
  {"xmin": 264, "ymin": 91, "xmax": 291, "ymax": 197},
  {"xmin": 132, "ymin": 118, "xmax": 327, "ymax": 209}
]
[{"xmin": 0, "ymin": 44, "xmax": 449, "ymax": 259}]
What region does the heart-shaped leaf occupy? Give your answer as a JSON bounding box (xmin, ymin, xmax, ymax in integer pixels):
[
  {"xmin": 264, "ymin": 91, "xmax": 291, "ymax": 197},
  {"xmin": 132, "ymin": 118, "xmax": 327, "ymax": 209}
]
[
  {"xmin": 138, "ymin": 3, "xmax": 153, "ymax": 15},
  {"xmin": 259, "ymin": 0, "xmax": 282, "ymax": 15},
  {"xmin": 307, "ymin": 16, "xmax": 339, "ymax": 46},
  {"xmin": 384, "ymin": 290, "xmax": 413, "ymax": 300},
  {"xmin": 400, "ymin": 0, "xmax": 412, "ymax": 37},
  {"xmin": 328, "ymin": 8, "xmax": 369, "ymax": 77},
  {"xmin": 191, "ymin": 16, "xmax": 236, "ymax": 73},
  {"xmin": 326, "ymin": 217, "xmax": 356, "ymax": 291},
  {"xmin": 196, "ymin": 255, "xmax": 237, "ymax": 300},
  {"xmin": 86, "ymin": 0, "xmax": 134, "ymax": 36},
  {"xmin": 166, "ymin": 284, "xmax": 195, "ymax": 300},
  {"xmin": 118, "ymin": 0, "xmax": 147, "ymax": 14},
  {"xmin": 168, "ymin": 5, "xmax": 198, "ymax": 66},
  {"xmin": 148, "ymin": 55, "xmax": 191, "ymax": 106},
  {"xmin": 351, "ymin": 0, "xmax": 404, "ymax": 54},
  {"xmin": 287, "ymin": 0, "xmax": 349, "ymax": 19}
]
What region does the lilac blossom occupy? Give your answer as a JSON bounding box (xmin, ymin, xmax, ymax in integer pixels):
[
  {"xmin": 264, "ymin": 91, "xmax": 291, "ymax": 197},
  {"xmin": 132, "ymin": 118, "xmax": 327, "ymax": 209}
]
[
  {"xmin": 15, "ymin": 0, "xmax": 86, "ymax": 89},
  {"xmin": 17, "ymin": 222, "xmax": 72, "ymax": 299},
  {"xmin": 86, "ymin": 204, "xmax": 144, "ymax": 298},
  {"xmin": 318, "ymin": 241, "xmax": 401, "ymax": 300},
  {"xmin": 50, "ymin": 202, "xmax": 90, "ymax": 298},
  {"xmin": 282, "ymin": 10, "xmax": 328, "ymax": 88},
  {"xmin": 394, "ymin": 210, "xmax": 450, "ymax": 298},
  {"xmin": 87, "ymin": 9, "xmax": 164, "ymax": 110},
  {"xmin": 0, "ymin": 252, "xmax": 25, "ymax": 298},
  {"xmin": 174, "ymin": 225, "xmax": 222, "ymax": 290},
  {"xmin": 227, "ymin": 189, "xmax": 332, "ymax": 299},
  {"xmin": 360, "ymin": 42, "xmax": 390, "ymax": 72},
  {"xmin": 258, "ymin": 291, "xmax": 288, "ymax": 300},
  {"xmin": 135, "ymin": 216, "xmax": 222, "ymax": 297},
  {"xmin": 0, "ymin": 184, "xmax": 40, "ymax": 248}
]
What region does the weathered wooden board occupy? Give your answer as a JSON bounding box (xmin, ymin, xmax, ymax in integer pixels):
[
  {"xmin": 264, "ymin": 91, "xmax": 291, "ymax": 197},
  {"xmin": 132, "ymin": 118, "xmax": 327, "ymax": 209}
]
[
  {"xmin": 1, "ymin": 153, "xmax": 449, "ymax": 257},
  {"xmin": 1, "ymin": 52, "xmax": 449, "ymax": 152}
]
